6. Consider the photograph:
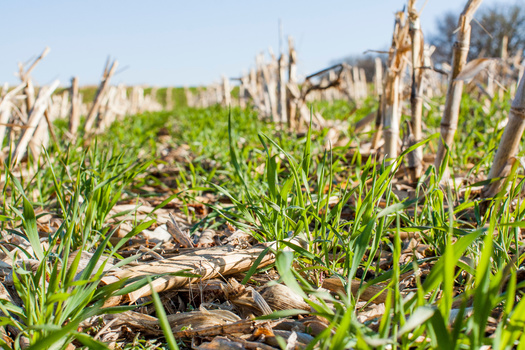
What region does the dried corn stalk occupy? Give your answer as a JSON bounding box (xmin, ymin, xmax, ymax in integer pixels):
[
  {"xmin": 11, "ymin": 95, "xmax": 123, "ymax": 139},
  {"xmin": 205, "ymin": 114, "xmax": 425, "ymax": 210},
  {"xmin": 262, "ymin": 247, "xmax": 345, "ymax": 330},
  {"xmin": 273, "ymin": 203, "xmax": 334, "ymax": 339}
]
[
  {"xmin": 434, "ymin": 0, "xmax": 482, "ymax": 178},
  {"xmin": 482, "ymin": 75, "xmax": 525, "ymax": 198},
  {"xmin": 261, "ymin": 55, "xmax": 278, "ymax": 121},
  {"xmin": 0, "ymin": 84, "xmax": 25, "ymax": 151},
  {"xmin": 383, "ymin": 10, "xmax": 410, "ymax": 165},
  {"xmin": 69, "ymin": 76, "xmax": 80, "ymax": 138},
  {"xmin": 19, "ymin": 47, "xmax": 50, "ymax": 115},
  {"xmin": 104, "ymin": 243, "xmax": 275, "ymax": 303},
  {"xmin": 287, "ymin": 37, "xmax": 298, "ymax": 129},
  {"xmin": 374, "ymin": 57, "xmax": 383, "ymax": 97},
  {"xmin": 166, "ymin": 87, "xmax": 174, "ymax": 110},
  {"xmin": 222, "ymin": 75, "xmax": 231, "ymax": 106},
  {"xmin": 277, "ymin": 54, "xmax": 288, "ymax": 124},
  {"xmin": 407, "ymin": 0, "xmax": 425, "ymax": 180},
  {"xmin": 84, "ymin": 59, "xmax": 118, "ymax": 133},
  {"xmin": 12, "ymin": 80, "xmax": 60, "ymax": 165}
]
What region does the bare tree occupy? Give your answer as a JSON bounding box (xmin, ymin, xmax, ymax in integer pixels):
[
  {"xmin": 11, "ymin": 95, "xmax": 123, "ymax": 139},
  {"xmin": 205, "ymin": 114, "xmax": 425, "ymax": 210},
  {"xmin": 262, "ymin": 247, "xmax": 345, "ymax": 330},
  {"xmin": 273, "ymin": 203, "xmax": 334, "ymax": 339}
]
[{"xmin": 430, "ymin": 2, "xmax": 525, "ymax": 64}]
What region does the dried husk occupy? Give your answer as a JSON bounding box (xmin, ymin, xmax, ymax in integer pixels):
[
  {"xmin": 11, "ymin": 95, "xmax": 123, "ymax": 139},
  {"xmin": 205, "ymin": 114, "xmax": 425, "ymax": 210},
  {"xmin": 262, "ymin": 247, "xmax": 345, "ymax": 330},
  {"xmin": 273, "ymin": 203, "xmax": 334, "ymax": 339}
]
[{"xmin": 223, "ymin": 279, "xmax": 310, "ymax": 317}]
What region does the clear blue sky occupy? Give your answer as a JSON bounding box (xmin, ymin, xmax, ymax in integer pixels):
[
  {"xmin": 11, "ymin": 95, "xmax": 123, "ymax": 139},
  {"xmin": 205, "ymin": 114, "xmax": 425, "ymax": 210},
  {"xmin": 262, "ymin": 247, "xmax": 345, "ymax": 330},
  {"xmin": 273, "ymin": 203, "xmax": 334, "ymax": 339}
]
[{"xmin": 0, "ymin": 0, "xmax": 519, "ymax": 87}]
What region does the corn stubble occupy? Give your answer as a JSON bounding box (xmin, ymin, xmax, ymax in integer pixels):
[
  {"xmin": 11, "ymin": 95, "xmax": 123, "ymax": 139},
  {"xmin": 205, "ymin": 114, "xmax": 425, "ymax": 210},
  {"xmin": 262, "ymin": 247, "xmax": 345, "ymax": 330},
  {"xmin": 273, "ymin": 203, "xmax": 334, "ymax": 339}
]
[
  {"xmin": 434, "ymin": 0, "xmax": 482, "ymax": 179},
  {"xmin": 483, "ymin": 74, "xmax": 525, "ymax": 197},
  {"xmin": 3, "ymin": 0, "xmax": 525, "ymax": 348},
  {"xmin": 382, "ymin": 11, "xmax": 410, "ymax": 165},
  {"xmin": 407, "ymin": 0, "xmax": 425, "ymax": 180}
]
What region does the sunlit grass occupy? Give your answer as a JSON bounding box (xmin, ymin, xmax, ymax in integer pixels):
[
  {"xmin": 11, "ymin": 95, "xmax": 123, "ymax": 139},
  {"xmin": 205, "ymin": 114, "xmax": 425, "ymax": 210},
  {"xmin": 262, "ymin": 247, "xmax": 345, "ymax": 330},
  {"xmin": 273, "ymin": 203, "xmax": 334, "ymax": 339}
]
[{"xmin": 0, "ymin": 93, "xmax": 523, "ymax": 348}]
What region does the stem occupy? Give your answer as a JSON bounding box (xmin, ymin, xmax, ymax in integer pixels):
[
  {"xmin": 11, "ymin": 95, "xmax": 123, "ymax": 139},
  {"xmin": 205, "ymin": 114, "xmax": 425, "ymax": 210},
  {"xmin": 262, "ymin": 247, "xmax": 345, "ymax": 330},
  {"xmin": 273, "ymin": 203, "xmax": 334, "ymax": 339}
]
[
  {"xmin": 483, "ymin": 74, "xmax": 525, "ymax": 197},
  {"xmin": 434, "ymin": 0, "xmax": 483, "ymax": 179}
]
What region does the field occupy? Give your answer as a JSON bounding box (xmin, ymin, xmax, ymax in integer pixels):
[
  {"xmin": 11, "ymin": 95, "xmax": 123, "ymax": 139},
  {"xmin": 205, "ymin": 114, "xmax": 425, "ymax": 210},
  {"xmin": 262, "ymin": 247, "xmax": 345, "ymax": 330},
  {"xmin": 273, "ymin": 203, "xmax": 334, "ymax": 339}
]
[
  {"xmin": 0, "ymin": 87, "xmax": 523, "ymax": 349},
  {"xmin": 1, "ymin": 1, "xmax": 525, "ymax": 349}
]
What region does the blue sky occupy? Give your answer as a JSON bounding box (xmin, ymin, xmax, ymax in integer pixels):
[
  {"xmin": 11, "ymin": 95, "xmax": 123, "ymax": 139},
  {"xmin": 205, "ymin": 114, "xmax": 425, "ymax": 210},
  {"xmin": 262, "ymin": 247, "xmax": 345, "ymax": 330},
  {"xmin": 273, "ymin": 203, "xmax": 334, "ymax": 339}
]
[{"xmin": 0, "ymin": 0, "xmax": 519, "ymax": 87}]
